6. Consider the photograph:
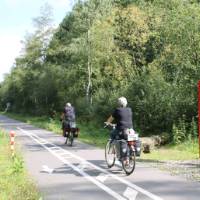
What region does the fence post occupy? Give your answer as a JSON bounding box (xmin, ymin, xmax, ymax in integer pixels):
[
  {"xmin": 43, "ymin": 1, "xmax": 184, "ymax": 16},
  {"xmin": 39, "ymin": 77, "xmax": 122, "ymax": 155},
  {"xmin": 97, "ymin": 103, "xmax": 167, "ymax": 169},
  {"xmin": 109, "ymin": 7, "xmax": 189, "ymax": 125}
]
[{"xmin": 10, "ymin": 130, "xmax": 15, "ymax": 157}]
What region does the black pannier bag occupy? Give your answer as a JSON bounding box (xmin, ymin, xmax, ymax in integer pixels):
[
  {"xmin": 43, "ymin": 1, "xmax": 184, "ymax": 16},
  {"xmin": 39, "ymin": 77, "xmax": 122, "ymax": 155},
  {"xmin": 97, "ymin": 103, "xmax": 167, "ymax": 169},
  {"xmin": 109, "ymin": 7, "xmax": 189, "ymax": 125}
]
[
  {"xmin": 120, "ymin": 141, "xmax": 128, "ymax": 158},
  {"xmin": 71, "ymin": 128, "xmax": 80, "ymax": 138},
  {"xmin": 135, "ymin": 139, "xmax": 142, "ymax": 157}
]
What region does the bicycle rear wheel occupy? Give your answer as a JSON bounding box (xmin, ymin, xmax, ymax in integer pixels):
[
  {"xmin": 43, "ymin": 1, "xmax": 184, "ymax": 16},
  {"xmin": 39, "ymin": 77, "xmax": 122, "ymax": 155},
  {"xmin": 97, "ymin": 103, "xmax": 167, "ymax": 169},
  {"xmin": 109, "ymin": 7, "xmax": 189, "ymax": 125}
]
[
  {"xmin": 69, "ymin": 132, "xmax": 74, "ymax": 146},
  {"xmin": 122, "ymin": 146, "xmax": 136, "ymax": 175},
  {"xmin": 105, "ymin": 140, "xmax": 115, "ymax": 168}
]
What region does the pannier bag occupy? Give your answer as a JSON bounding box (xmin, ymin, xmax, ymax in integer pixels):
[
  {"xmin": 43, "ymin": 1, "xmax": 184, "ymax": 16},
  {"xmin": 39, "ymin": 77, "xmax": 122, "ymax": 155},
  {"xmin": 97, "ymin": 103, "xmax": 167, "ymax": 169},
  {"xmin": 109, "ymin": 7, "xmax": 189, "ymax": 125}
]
[
  {"xmin": 71, "ymin": 128, "xmax": 80, "ymax": 138},
  {"xmin": 120, "ymin": 141, "xmax": 128, "ymax": 158},
  {"xmin": 135, "ymin": 139, "xmax": 142, "ymax": 157}
]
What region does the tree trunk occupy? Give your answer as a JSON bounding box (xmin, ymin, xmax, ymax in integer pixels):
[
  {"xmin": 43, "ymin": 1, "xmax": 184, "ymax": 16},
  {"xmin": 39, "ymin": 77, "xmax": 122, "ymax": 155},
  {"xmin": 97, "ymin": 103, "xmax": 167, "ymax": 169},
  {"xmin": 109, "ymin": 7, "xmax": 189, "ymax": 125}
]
[{"xmin": 86, "ymin": 26, "xmax": 92, "ymax": 105}]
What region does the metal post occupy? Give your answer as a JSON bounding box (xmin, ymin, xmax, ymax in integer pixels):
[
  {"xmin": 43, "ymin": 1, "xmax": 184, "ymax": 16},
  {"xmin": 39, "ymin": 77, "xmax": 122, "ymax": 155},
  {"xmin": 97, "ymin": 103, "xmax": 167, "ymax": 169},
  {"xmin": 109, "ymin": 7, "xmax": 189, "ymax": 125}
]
[{"xmin": 198, "ymin": 81, "xmax": 200, "ymax": 158}]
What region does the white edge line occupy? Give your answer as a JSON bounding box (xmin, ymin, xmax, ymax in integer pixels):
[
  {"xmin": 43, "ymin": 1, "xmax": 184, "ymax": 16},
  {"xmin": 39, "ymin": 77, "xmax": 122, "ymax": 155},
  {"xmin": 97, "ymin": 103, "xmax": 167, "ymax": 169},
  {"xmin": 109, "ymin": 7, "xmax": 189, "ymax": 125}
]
[
  {"xmin": 17, "ymin": 127, "xmax": 163, "ymax": 200},
  {"xmin": 17, "ymin": 127, "xmax": 126, "ymax": 200}
]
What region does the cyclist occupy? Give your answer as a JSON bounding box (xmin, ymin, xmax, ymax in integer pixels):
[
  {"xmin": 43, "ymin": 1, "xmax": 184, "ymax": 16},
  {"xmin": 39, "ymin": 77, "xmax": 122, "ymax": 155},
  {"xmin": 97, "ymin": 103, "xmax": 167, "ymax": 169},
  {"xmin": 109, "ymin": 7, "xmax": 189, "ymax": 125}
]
[
  {"xmin": 61, "ymin": 102, "xmax": 76, "ymax": 140},
  {"xmin": 105, "ymin": 97, "xmax": 133, "ymax": 162}
]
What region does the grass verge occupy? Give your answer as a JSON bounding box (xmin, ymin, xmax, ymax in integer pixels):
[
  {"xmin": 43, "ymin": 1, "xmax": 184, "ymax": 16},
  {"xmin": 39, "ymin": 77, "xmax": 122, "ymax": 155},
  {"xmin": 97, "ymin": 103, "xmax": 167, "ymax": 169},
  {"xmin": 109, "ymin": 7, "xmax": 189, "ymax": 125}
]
[
  {"xmin": 2, "ymin": 112, "xmax": 199, "ymax": 161},
  {"xmin": 0, "ymin": 130, "xmax": 41, "ymax": 200},
  {"xmin": 141, "ymin": 139, "xmax": 199, "ymax": 161},
  {"xmin": 3, "ymin": 112, "xmax": 109, "ymax": 148}
]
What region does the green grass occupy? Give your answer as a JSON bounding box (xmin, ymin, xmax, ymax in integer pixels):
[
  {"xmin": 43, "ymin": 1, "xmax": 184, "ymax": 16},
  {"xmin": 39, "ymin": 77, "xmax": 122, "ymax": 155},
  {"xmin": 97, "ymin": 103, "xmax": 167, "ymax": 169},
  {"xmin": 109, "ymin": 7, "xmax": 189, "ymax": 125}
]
[
  {"xmin": 3, "ymin": 112, "xmax": 110, "ymax": 148},
  {"xmin": 141, "ymin": 139, "xmax": 199, "ymax": 161},
  {"xmin": 2, "ymin": 112, "xmax": 200, "ymax": 161},
  {"xmin": 0, "ymin": 130, "xmax": 41, "ymax": 200},
  {"xmin": 5, "ymin": 112, "xmax": 62, "ymax": 134},
  {"xmin": 78, "ymin": 122, "xmax": 109, "ymax": 148}
]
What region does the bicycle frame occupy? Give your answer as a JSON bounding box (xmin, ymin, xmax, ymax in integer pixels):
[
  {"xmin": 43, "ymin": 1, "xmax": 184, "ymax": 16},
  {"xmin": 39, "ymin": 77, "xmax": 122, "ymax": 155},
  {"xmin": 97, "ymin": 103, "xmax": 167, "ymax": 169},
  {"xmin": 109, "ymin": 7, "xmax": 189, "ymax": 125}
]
[{"xmin": 104, "ymin": 123, "xmax": 137, "ymax": 175}]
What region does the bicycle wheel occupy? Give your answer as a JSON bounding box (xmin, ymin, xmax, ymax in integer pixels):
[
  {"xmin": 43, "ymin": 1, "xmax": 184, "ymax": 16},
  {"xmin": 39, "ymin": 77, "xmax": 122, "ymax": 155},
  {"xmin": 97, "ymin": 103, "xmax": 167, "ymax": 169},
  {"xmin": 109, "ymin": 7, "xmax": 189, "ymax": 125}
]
[
  {"xmin": 105, "ymin": 140, "xmax": 115, "ymax": 168},
  {"xmin": 64, "ymin": 130, "xmax": 68, "ymax": 144},
  {"xmin": 65, "ymin": 137, "xmax": 68, "ymax": 144},
  {"xmin": 122, "ymin": 146, "xmax": 136, "ymax": 175},
  {"xmin": 69, "ymin": 132, "xmax": 74, "ymax": 146}
]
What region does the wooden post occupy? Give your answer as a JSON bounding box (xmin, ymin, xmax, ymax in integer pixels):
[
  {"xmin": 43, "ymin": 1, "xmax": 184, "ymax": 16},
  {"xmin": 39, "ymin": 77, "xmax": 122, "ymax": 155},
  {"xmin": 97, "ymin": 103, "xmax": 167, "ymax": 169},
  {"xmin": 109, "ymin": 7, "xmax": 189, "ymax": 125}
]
[{"xmin": 198, "ymin": 81, "xmax": 200, "ymax": 158}]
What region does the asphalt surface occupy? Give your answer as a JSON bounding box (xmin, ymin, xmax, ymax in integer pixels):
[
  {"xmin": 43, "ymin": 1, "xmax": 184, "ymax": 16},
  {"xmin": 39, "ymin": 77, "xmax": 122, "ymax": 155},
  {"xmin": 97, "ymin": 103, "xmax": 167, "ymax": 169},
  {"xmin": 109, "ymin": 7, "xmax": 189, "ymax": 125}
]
[{"xmin": 0, "ymin": 114, "xmax": 200, "ymax": 200}]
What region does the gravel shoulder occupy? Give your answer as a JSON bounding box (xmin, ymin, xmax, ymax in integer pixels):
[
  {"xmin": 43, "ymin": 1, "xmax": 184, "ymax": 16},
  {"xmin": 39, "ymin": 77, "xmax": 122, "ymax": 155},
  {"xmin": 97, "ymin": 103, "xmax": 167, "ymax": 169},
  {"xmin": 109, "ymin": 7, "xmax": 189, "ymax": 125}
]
[{"xmin": 139, "ymin": 158, "xmax": 200, "ymax": 182}]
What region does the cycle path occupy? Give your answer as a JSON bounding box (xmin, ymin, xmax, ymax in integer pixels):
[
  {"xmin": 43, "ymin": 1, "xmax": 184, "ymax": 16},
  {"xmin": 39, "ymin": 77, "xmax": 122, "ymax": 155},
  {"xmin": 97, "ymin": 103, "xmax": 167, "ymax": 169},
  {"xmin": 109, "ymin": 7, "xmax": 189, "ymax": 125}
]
[{"xmin": 0, "ymin": 114, "xmax": 200, "ymax": 200}]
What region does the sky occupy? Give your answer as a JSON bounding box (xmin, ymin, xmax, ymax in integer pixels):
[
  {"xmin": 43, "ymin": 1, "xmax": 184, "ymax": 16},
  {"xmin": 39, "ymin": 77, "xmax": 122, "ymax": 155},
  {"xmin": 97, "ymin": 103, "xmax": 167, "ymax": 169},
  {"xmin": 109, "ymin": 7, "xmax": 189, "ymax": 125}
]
[{"xmin": 0, "ymin": 0, "xmax": 75, "ymax": 82}]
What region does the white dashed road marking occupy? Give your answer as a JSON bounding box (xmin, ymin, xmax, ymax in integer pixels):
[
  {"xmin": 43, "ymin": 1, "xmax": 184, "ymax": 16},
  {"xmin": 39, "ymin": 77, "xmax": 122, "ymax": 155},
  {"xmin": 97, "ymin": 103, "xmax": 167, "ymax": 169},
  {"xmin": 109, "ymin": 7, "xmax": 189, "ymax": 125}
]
[
  {"xmin": 77, "ymin": 161, "xmax": 90, "ymax": 170},
  {"xmin": 124, "ymin": 187, "xmax": 138, "ymax": 200},
  {"xmin": 17, "ymin": 127, "xmax": 163, "ymax": 200},
  {"xmin": 42, "ymin": 165, "xmax": 54, "ymax": 174},
  {"xmin": 96, "ymin": 173, "xmax": 109, "ymax": 183}
]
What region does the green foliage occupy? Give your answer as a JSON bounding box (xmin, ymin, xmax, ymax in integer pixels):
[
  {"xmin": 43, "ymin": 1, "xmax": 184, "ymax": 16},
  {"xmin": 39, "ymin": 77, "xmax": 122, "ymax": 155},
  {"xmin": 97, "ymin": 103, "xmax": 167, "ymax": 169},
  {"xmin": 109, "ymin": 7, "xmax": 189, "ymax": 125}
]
[
  {"xmin": 189, "ymin": 117, "xmax": 198, "ymax": 138},
  {"xmin": 172, "ymin": 117, "xmax": 187, "ymax": 144},
  {"xmin": 114, "ymin": 0, "xmax": 135, "ymax": 7},
  {"xmin": 172, "ymin": 123, "xmax": 186, "ymax": 144},
  {"xmin": 0, "ymin": 0, "xmax": 200, "ymax": 138},
  {"xmin": 172, "ymin": 116, "xmax": 198, "ymax": 144},
  {"xmin": 11, "ymin": 155, "xmax": 24, "ymax": 174}
]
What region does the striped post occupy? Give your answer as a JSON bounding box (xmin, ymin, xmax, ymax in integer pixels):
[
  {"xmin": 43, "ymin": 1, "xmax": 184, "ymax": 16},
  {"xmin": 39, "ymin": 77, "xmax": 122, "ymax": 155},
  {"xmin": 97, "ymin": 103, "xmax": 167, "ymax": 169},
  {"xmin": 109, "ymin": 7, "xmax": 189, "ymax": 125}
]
[{"xmin": 10, "ymin": 131, "xmax": 15, "ymax": 156}]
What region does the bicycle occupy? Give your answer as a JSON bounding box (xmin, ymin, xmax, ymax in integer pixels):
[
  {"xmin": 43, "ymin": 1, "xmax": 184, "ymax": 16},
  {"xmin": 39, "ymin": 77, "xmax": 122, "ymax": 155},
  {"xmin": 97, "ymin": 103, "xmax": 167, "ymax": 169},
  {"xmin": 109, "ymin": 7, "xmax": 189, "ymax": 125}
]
[
  {"xmin": 64, "ymin": 127, "xmax": 79, "ymax": 146},
  {"xmin": 104, "ymin": 123, "xmax": 140, "ymax": 175}
]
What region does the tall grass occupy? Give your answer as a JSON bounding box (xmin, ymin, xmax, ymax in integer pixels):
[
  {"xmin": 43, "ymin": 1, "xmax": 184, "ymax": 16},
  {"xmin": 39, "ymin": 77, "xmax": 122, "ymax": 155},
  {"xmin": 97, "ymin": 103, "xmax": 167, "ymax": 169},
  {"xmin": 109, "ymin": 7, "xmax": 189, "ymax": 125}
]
[{"xmin": 0, "ymin": 130, "xmax": 41, "ymax": 200}]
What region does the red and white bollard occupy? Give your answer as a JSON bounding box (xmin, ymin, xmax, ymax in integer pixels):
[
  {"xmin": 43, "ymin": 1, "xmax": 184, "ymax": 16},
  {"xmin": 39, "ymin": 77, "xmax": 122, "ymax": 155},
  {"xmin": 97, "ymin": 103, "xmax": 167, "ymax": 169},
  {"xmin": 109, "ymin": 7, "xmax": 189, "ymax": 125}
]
[{"xmin": 10, "ymin": 130, "xmax": 15, "ymax": 156}]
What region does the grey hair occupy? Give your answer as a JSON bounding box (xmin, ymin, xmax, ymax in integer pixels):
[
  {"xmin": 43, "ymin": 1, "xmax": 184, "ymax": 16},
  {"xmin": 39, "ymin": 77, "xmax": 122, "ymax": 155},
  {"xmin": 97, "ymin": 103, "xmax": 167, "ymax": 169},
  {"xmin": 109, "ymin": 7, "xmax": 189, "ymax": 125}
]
[
  {"xmin": 66, "ymin": 102, "xmax": 71, "ymax": 107},
  {"xmin": 118, "ymin": 97, "xmax": 127, "ymax": 107}
]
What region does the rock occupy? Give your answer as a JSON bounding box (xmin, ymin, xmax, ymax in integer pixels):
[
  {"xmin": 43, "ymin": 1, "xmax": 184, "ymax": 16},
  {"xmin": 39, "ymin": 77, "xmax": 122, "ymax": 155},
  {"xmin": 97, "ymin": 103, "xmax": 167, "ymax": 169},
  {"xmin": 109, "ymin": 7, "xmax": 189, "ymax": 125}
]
[
  {"xmin": 152, "ymin": 135, "xmax": 162, "ymax": 147},
  {"xmin": 140, "ymin": 136, "xmax": 162, "ymax": 153},
  {"xmin": 143, "ymin": 143, "xmax": 150, "ymax": 153}
]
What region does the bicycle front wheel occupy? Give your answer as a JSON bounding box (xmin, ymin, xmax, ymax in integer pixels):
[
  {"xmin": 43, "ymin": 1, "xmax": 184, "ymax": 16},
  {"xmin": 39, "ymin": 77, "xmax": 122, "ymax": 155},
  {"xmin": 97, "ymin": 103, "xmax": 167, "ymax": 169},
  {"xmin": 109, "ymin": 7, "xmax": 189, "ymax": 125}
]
[{"xmin": 105, "ymin": 140, "xmax": 115, "ymax": 168}]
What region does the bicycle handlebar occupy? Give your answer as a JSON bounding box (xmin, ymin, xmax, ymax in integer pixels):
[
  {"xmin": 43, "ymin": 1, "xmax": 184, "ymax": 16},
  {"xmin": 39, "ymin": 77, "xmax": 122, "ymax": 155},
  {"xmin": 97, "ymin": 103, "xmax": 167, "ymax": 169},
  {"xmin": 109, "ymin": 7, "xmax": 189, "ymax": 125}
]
[{"xmin": 104, "ymin": 122, "xmax": 116, "ymax": 129}]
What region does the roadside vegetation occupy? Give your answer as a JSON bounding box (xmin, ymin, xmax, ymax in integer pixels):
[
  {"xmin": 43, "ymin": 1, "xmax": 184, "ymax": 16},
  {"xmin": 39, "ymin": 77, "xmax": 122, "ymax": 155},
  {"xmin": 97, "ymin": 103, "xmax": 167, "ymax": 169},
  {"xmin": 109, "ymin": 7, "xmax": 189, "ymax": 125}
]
[
  {"xmin": 0, "ymin": 129, "xmax": 41, "ymax": 200},
  {"xmin": 142, "ymin": 139, "xmax": 199, "ymax": 161},
  {"xmin": 2, "ymin": 112, "xmax": 109, "ymax": 147},
  {"xmin": 3, "ymin": 113, "xmax": 199, "ymax": 161},
  {"xmin": 0, "ymin": 0, "xmax": 199, "ymax": 140}
]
